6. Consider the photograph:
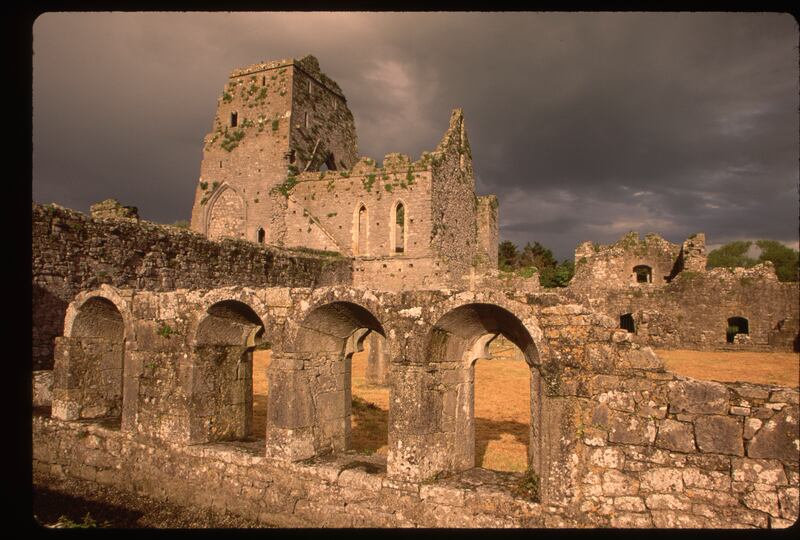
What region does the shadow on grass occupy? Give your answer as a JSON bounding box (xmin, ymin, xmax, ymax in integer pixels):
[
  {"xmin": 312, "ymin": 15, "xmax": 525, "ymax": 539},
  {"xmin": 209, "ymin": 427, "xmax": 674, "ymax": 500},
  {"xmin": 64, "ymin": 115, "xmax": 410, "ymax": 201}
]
[
  {"xmin": 351, "ymin": 396, "xmax": 388, "ymax": 455},
  {"xmin": 475, "ymin": 416, "xmax": 528, "ymax": 468},
  {"xmin": 33, "ymin": 486, "xmax": 143, "ymax": 528}
]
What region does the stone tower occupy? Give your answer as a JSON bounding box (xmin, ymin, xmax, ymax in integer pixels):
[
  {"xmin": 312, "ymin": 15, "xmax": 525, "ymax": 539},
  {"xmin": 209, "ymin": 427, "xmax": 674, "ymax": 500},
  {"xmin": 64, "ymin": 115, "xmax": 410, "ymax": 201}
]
[{"xmin": 189, "ymin": 55, "xmax": 358, "ymax": 244}]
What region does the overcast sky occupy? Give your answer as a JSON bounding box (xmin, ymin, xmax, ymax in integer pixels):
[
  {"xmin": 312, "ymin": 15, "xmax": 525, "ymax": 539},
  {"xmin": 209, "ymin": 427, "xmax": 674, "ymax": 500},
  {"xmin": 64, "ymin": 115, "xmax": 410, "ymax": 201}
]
[{"xmin": 32, "ymin": 12, "xmax": 798, "ymax": 261}]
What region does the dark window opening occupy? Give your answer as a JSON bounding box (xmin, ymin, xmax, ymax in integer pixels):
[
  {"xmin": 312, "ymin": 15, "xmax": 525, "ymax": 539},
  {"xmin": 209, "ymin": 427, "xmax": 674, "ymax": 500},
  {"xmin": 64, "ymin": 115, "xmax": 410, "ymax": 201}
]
[
  {"xmin": 727, "ymin": 317, "xmax": 749, "ymax": 343},
  {"xmin": 325, "ymin": 153, "xmax": 337, "ymax": 171},
  {"xmin": 394, "ymin": 202, "xmax": 405, "ymax": 254},
  {"xmin": 262, "ymin": 76, "xmax": 266, "ymax": 85},
  {"xmin": 230, "ymin": 112, "xmax": 238, "ymax": 127},
  {"xmin": 634, "ymin": 265, "xmax": 652, "ymax": 283},
  {"xmin": 620, "ymin": 313, "xmax": 635, "ymax": 333},
  {"xmin": 257, "ymin": 228, "xmax": 265, "ymax": 244}
]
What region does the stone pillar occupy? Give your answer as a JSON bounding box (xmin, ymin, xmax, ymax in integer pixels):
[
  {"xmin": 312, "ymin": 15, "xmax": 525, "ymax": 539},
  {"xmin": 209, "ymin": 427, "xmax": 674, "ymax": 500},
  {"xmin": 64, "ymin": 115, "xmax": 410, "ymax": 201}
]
[
  {"xmin": 264, "ymin": 350, "xmax": 351, "ymax": 461},
  {"xmin": 51, "ymin": 337, "xmax": 82, "ymax": 420},
  {"xmin": 387, "ymin": 360, "xmax": 467, "ymax": 482},
  {"xmin": 365, "ymin": 332, "xmax": 388, "ymax": 386},
  {"xmin": 264, "ymin": 352, "xmax": 317, "ymax": 461}
]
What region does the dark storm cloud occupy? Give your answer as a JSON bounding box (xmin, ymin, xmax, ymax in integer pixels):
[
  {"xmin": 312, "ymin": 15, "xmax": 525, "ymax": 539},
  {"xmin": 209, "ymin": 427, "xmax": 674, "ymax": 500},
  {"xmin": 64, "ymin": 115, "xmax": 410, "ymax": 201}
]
[{"xmin": 33, "ymin": 12, "xmax": 798, "ymax": 260}]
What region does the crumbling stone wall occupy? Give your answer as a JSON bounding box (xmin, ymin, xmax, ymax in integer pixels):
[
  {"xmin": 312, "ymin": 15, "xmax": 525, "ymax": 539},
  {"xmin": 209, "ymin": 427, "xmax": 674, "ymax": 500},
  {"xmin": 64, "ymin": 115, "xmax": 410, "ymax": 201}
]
[
  {"xmin": 429, "ymin": 110, "xmax": 482, "ymax": 282},
  {"xmin": 571, "ymin": 232, "xmax": 682, "ymax": 294},
  {"xmin": 32, "ymin": 202, "xmax": 351, "ymax": 370},
  {"xmin": 476, "ymin": 195, "xmax": 499, "ymax": 270},
  {"xmin": 41, "ymin": 284, "xmax": 798, "ymax": 528},
  {"xmin": 572, "ymin": 263, "xmax": 800, "ymax": 351}
]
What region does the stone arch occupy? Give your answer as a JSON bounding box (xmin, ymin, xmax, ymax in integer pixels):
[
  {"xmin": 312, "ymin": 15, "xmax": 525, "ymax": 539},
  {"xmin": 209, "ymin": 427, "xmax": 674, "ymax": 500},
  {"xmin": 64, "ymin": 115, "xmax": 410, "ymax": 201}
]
[
  {"xmin": 189, "ymin": 298, "xmax": 266, "ymax": 443},
  {"xmin": 53, "ymin": 289, "xmax": 134, "ymax": 428},
  {"xmin": 390, "ymin": 199, "xmax": 407, "ymax": 255},
  {"xmin": 352, "ymin": 202, "xmax": 368, "ymax": 256},
  {"xmin": 423, "ymin": 303, "xmax": 544, "ymax": 476},
  {"xmin": 205, "ymin": 184, "xmax": 246, "ymax": 240},
  {"xmin": 267, "ymin": 296, "xmax": 387, "ymax": 461}
]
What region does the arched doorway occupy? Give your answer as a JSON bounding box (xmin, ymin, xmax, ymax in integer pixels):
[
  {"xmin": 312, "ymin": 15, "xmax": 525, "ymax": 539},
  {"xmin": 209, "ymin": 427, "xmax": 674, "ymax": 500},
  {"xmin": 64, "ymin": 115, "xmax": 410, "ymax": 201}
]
[
  {"xmin": 193, "ymin": 300, "xmax": 265, "ymax": 442},
  {"xmin": 425, "ymin": 303, "xmax": 543, "ymax": 478},
  {"xmin": 207, "ymin": 186, "xmax": 245, "ymax": 240},
  {"xmin": 52, "ymin": 296, "xmax": 127, "ymax": 428},
  {"xmin": 275, "ymin": 301, "xmax": 386, "ymax": 458}
]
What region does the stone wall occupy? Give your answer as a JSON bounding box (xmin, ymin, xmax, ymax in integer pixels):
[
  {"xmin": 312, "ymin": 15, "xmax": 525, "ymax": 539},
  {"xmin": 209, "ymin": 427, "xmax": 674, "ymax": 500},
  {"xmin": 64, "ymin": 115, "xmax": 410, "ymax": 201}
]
[
  {"xmin": 189, "ymin": 55, "xmax": 358, "ymax": 245},
  {"xmin": 429, "ymin": 109, "xmax": 481, "ymax": 282},
  {"xmin": 570, "ymin": 263, "xmax": 800, "ymax": 351},
  {"xmin": 571, "ymin": 232, "xmax": 682, "ymax": 294},
  {"xmin": 476, "ymin": 195, "xmax": 499, "ymax": 271},
  {"xmin": 38, "ymin": 284, "xmax": 799, "ymax": 528},
  {"xmin": 285, "ymin": 154, "xmax": 434, "ymax": 259},
  {"xmin": 31, "ymin": 202, "xmax": 351, "ymax": 370}
]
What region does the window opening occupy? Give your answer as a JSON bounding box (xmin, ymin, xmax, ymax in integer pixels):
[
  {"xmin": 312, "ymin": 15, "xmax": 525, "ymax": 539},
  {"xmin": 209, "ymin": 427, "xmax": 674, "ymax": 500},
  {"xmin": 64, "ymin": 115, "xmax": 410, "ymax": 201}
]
[
  {"xmin": 633, "ymin": 265, "xmax": 652, "ymax": 283},
  {"xmin": 727, "ymin": 316, "xmax": 749, "ymax": 343},
  {"xmin": 620, "ymin": 313, "xmax": 635, "ymax": 333},
  {"xmin": 394, "ymin": 202, "xmax": 406, "ymax": 254}
]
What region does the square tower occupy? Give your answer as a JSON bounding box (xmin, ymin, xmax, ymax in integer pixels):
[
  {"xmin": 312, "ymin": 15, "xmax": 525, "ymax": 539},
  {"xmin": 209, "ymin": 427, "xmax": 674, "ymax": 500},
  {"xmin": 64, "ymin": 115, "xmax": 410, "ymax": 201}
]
[{"xmin": 189, "ymin": 55, "xmax": 358, "ymax": 245}]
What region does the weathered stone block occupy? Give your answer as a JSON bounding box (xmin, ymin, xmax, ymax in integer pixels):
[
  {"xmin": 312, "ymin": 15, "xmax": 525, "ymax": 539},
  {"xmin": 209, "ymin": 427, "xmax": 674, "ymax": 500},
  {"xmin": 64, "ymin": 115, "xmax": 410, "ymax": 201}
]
[
  {"xmin": 640, "ymin": 468, "xmax": 684, "ymax": 493},
  {"xmin": 613, "ymin": 496, "xmax": 646, "ymax": 512},
  {"xmin": 650, "ymin": 510, "xmax": 708, "ymax": 528},
  {"xmin": 681, "ymin": 467, "xmax": 731, "ymax": 491},
  {"xmin": 589, "ymin": 447, "xmax": 625, "ymax": 469},
  {"xmin": 610, "ymin": 512, "xmax": 652, "ymax": 528},
  {"xmin": 695, "ymin": 415, "xmax": 743, "ymax": 456},
  {"xmin": 601, "ymin": 469, "xmax": 639, "ymax": 496},
  {"xmin": 645, "ymin": 493, "xmax": 691, "ymax": 511},
  {"xmin": 731, "ymin": 458, "xmax": 788, "ymax": 485},
  {"xmin": 608, "ymin": 411, "xmax": 656, "ymax": 445},
  {"xmin": 668, "ymin": 380, "xmax": 729, "ymax": 415},
  {"xmin": 743, "ymin": 490, "xmax": 781, "ymax": 517},
  {"xmin": 655, "ymin": 419, "xmax": 696, "ymax": 453},
  {"xmin": 618, "ymin": 348, "xmax": 663, "ymax": 371},
  {"xmin": 747, "ymin": 405, "xmax": 799, "ymax": 463},
  {"xmin": 778, "ymin": 487, "xmax": 799, "ymax": 521}
]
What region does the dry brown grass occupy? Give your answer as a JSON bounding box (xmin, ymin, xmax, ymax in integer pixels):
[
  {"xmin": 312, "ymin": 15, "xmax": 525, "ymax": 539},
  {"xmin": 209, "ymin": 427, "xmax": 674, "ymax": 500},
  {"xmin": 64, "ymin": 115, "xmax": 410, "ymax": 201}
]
[
  {"xmin": 252, "ymin": 346, "xmax": 798, "ymax": 473},
  {"xmin": 656, "ymin": 349, "xmax": 799, "ymax": 387},
  {"xmin": 252, "ymin": 345, "xmax": 532, "ymax": 471}
]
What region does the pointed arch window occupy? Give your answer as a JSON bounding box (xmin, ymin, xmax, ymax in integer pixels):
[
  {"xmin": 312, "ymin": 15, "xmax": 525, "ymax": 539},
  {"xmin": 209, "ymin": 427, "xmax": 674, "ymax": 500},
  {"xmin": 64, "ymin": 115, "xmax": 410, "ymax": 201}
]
[
  {"xmin": 257, "ymin": 227, "xmax": 265, "ymax": 244},
  {"xmin": 392, "ymin": 201, "xmax": 406, "ymax": 254},
  {"xmin": 353, "ymin": 204, "xmax": 368, "ymax": 256}
]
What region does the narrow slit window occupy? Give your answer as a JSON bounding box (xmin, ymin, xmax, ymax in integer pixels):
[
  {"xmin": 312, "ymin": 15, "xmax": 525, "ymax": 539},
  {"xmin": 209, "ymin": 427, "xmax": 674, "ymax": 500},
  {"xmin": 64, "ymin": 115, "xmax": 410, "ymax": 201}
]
[
  {"xmin": 230, "ymin": 111, "xmax": 238, "ymax": 127},
  {"xmin": 394, "ymin": 202, "xmax": 406, "ymax": 254}
]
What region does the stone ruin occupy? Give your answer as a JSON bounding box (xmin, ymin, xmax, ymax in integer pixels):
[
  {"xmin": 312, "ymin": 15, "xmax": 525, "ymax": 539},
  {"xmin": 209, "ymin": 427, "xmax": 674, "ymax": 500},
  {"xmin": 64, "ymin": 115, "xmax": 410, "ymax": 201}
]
[{"xmin": 32, "ymin": 55, "xmax": 799, "ymax": 528}]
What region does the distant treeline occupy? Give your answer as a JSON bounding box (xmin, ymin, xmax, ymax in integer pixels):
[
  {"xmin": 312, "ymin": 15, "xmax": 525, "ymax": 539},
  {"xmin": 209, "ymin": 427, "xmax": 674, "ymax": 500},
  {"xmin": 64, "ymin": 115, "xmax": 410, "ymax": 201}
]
[{"xmin": 498, "ymin": 241, "xmax": 574, "ymax": 288}]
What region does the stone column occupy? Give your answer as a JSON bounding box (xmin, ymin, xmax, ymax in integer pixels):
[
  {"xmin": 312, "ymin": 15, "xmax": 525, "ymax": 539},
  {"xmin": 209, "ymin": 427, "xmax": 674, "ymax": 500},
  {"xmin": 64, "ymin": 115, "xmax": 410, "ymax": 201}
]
[
  {"xmin": 365, "ymin": 332, "xmax": 388, "ymax": 385},
  {"xmin": 264, "ymin": 352, "xmax": 317, "ymax": 461}
]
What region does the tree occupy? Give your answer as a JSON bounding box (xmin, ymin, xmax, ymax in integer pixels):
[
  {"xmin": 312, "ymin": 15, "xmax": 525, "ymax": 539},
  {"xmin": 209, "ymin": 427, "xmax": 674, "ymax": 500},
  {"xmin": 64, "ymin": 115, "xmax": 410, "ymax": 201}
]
[
  {"xmin": 539, "ymin": 260, "xmax": 575, "ymax": 288},
  {"xmin": 519, "ymin": 241, "xmax": 557, "ymax": 270},
  {"xmin": 498, "ymin": 240, "xmax": 519, "ymax": 271},
  {"xmin": 756, "ymin": 240, "xmax": 799, "ymax": 282},
  {"xmin": 706, "ymin": 241, "xmax": 755, "ymax": 269},
  {"xmin": 706, "ymin": 239, "xmax": 799, "ymax": 282},
  {"xmin": 498, "ymin": 239, "xmax": 574, "ymax": 287}
]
